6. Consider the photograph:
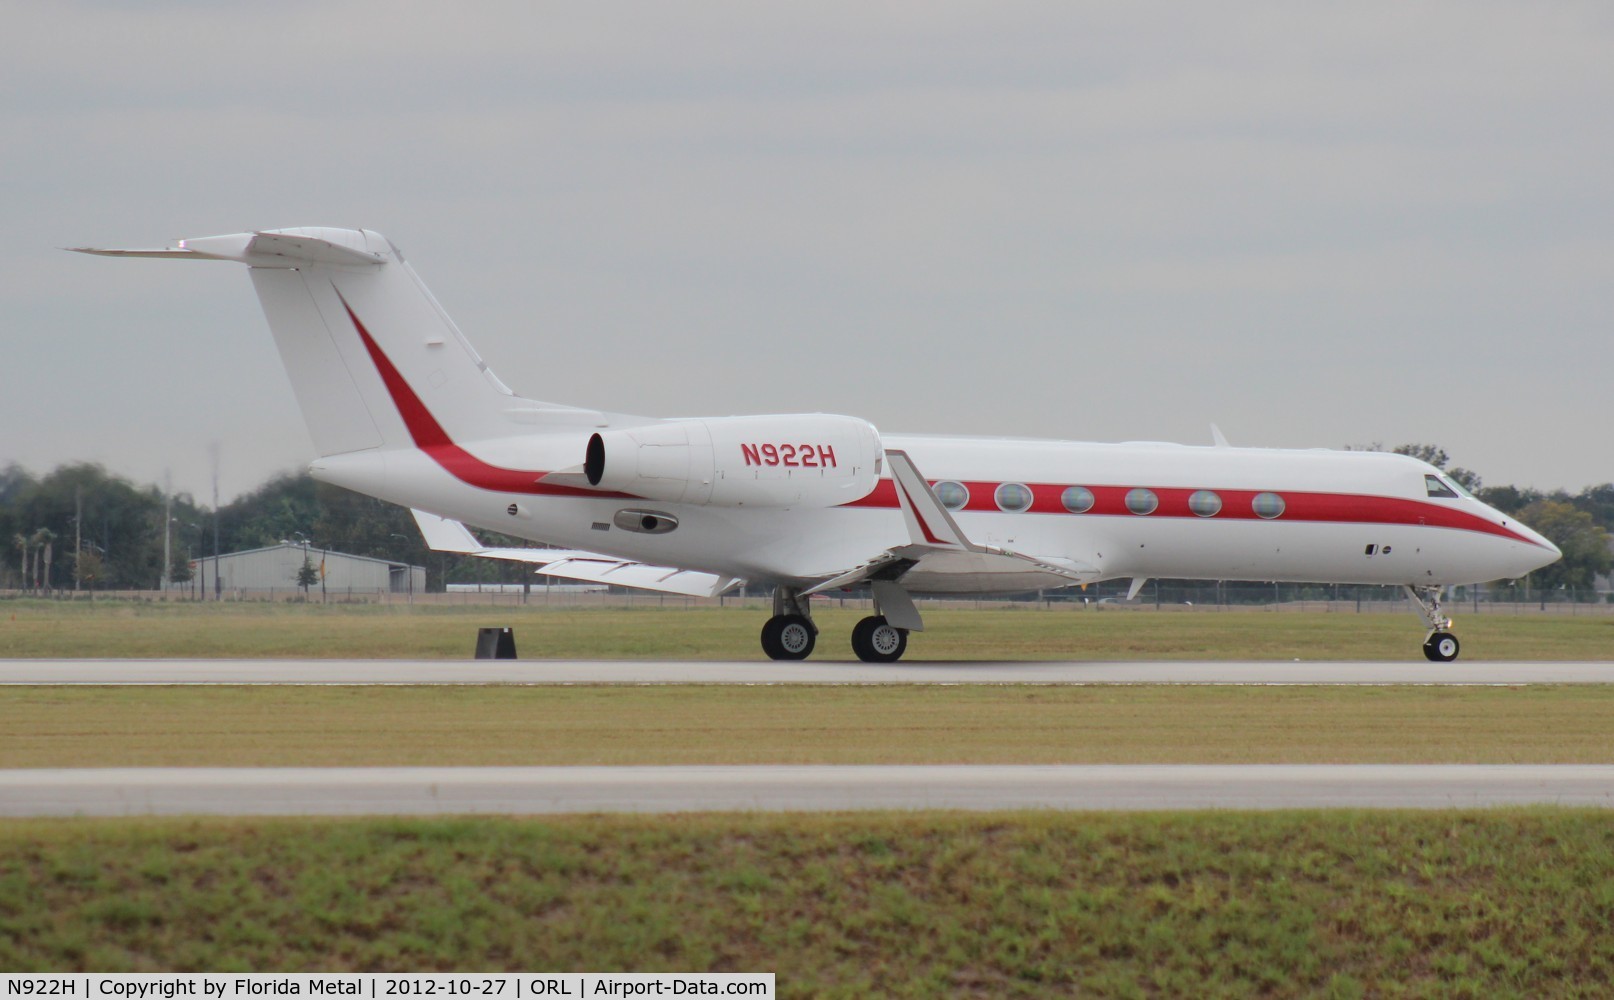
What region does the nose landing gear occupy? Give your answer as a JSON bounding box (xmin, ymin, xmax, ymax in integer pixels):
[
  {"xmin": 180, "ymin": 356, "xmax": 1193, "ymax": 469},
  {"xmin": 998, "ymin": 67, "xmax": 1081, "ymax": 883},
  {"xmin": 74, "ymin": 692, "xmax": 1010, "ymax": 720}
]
[
  {"xmin": 1405, "ymin": 586, "xmax": 1460, "ymax": 662},
  {"xmin": 1423, "ymin": 631, "xmax": 1460, "ymax": 662}
]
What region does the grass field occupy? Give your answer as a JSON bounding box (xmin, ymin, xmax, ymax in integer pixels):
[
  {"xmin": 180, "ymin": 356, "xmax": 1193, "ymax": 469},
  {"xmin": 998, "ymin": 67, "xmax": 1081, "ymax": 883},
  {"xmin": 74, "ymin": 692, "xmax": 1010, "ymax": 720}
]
[
  {"xmin": 4, "ymin": 810, "xmax": 1613, "ymax": 995},
  {"xmin": 5, "ymin": 685, "xmax": 1614, "ymax": 767},
  {"xmin": 7, "ymin": 602, "xmax": 1611, "ymax": 992},
  {"xmin": 3, "ymin": 599, "xmax": 1611, "ymax": 660}
]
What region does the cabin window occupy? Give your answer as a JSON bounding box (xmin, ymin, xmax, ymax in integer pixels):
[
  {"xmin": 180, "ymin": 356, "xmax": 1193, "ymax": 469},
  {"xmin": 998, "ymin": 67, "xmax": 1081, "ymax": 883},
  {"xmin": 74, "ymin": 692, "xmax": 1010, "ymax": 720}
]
[
  {"xmin": 995, "ymin": 482, "xmax": 1032, "ymax": 512},
  {"xmin": 1061, "ymin": 486, "xmax": 1095, "ymax": 514},
  {"xmin": 1125, "ymin": 488, "xmax": 1158, "ymax": 515},
  {"xmin": 1252, "ymin": 492, "xmax": 1286, "ymax": 519},
  {"xmin": 1425, "ymin": 475, "xmax": 1460, "ymax": 499},
  {"xmin": 935, "ymin": 481, "xmax": 969, "ymax": 511},
  {"xmin": 1188, "ymin": 490, "xmax": 1222, "ymax": 517}
]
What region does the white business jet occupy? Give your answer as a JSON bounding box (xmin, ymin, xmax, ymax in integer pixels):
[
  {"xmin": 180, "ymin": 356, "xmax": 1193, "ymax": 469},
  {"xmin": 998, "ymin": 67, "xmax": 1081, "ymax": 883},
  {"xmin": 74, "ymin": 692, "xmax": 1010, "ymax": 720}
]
[{"xmin": 74, "ymin": 228, "xmax": 1560, "ymax": 662}]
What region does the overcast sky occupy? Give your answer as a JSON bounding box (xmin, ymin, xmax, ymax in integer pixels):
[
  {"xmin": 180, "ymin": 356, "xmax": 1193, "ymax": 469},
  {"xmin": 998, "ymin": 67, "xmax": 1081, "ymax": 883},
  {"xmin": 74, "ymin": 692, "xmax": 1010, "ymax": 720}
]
[{"xmin": 3, "ymin": 1, "xmax": 1610, "ymax": 502}]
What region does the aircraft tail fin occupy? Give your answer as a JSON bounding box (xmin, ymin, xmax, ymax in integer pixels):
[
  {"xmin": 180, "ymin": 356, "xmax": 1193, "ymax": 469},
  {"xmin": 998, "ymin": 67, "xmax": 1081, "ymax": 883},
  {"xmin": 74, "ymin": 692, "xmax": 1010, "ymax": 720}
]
[{"xmin": 72, "ymin": 228, "xmax": 602, "ymax": 458}]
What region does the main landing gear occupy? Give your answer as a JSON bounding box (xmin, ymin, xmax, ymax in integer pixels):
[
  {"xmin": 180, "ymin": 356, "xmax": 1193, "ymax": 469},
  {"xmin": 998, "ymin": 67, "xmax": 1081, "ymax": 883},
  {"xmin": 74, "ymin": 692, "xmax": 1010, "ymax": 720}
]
[
  {"xmin": 760, "ymin": 587, "xmax": 914, "ymax": 663},
  {"xmin": 760, "ymin": 589, "xmax": 817, "ymax": 660},
  {"xmin": 1405, "ymin": 585, "xmax": 1460, "ymax": 662},
  {"xmin": 851, "ymin": 615, "xmax": 907, "ymax": 663}
]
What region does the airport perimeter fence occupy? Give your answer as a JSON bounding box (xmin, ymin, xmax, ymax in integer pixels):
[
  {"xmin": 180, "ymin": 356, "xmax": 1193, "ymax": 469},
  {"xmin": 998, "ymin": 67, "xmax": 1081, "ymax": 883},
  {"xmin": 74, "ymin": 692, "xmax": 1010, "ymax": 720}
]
[{"xmin": 4, "ymin": 584, "xmax": 1613, "ymax": 616}]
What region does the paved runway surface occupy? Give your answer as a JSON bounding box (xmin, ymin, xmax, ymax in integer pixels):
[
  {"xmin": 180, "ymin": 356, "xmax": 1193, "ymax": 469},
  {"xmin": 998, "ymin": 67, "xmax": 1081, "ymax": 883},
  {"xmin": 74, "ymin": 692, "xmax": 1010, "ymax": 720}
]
[
  {"xmin": 4, "ymin": 658, "xmax": 1612, "ymax": 684},
  {"xmin": 4, "ymin": 765, "xmax": 1611, "ymax": 816}
]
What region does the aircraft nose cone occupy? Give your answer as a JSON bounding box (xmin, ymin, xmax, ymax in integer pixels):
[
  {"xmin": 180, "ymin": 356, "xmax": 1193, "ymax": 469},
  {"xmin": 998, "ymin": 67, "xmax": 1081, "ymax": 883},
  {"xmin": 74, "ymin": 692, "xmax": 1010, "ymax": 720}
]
[{"xmin": 1514, "ymin": 524, "xmax": 1561, "ymax": 574}]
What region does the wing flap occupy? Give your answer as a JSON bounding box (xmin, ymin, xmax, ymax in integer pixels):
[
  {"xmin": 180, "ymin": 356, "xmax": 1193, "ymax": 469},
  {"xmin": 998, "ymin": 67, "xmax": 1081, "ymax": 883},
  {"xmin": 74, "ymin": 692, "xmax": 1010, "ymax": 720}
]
[
  {"xmin": 410, "ymin": 509, "xmax": 740, "ymax": 598},
  {"xmin": 896, "ymin": 548, "xmax": 1098, "ymax": 593},
  {"xmin": 537, "ymin": 556, "xmax": 739, "ymax": 598}
]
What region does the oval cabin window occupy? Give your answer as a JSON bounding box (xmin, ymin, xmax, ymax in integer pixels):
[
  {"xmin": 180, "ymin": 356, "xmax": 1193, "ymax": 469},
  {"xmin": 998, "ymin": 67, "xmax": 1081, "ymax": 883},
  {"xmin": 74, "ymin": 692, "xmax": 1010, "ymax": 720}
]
[
  {"xmin": 995, "ymin": 482, "xmax": 1033, "ymax": 512},
  {"xmin": 934, "ymin": 481, "xmax": 969, "ymax": 511},
  {"xmin": 1252, "ymin": 492, "xmax": 1286, "ymax": 519},
  {"xmin": 1061, "ymin": 486, "xmax": 1095, "ymax": 514},
  {"xmin": 1188, "ymin": 490, "xmax": 1222, "ymax": 517}
]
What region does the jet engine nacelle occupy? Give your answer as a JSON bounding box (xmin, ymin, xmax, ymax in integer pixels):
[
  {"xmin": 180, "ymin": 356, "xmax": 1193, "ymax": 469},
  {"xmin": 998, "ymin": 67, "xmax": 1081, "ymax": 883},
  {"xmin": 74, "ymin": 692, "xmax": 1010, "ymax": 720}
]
[{"xmin": 584, "ymin": 414, "xmax": 883, "ymax": 507}]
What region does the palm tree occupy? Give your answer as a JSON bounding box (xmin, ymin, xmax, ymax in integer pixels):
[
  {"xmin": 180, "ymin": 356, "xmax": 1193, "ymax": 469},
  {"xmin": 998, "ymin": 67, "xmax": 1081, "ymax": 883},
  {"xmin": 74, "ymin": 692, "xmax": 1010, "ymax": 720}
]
[
  {"xmin": 32, "ymin": 528, "xmax": 55, "ymax": 593},
  {"xmin": 12, "ymin": 533, "xmax": 27, "ymax": 592}
]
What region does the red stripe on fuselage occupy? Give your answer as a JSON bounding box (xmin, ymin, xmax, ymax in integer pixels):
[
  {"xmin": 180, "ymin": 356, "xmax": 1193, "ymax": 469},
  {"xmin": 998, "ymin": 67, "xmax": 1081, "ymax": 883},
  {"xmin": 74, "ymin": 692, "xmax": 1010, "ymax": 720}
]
[
  {"xmin": 842, "ymin": 478, "xmax": 1540, "ymax": 546},
  {"xmin": 339, "ymin": 294, "xmax": 1541, "ymax": 548},
  {"xmin": 341, "ymin": 294, "xmax": 622, "ymax": 499}
]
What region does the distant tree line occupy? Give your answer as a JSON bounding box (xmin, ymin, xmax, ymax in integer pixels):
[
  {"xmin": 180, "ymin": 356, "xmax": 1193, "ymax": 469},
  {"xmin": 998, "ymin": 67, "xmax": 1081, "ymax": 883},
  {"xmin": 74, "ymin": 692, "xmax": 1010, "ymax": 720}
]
[
  {"xmin": 1, "ymin": 444, "xmax": 1610, "ymax": 597},
  {"xmin": 0, "ymin": 463, "xmax": 530, "ymax": 594}
]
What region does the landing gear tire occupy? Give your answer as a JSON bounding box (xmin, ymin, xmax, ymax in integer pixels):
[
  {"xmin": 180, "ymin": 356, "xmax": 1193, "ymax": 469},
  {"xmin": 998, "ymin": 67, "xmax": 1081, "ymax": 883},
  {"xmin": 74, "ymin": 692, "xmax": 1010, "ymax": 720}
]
[
  {"xmin": 1423, "ymin": 631, "xmax": 1460, "ymax": 662},
  {"xmin": 761, "ymin": 614, "xmax": 816, "ymax": 660},
  {"xmin": 851, "ymin": 615, "xmax": 908, "ymax": 663}
]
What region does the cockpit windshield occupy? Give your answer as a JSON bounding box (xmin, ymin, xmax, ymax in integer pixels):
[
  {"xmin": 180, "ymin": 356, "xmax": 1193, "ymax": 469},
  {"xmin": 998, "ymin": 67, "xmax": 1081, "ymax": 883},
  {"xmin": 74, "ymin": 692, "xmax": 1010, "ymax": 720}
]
[{"xmin": 1425, "ymin": 474, "xmax": 1461, "ymax": 499}]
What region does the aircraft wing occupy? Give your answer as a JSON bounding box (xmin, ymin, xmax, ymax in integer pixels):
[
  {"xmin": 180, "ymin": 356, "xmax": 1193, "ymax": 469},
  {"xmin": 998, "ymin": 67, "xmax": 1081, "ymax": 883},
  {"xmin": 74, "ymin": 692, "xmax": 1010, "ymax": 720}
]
[
  {"xmin": 409, "ymin": 510, "xmax": 742, "ymax": 599},
  {"xmin": 803, "ymin": 450, "xmax": 1100, "ymax": 596}
]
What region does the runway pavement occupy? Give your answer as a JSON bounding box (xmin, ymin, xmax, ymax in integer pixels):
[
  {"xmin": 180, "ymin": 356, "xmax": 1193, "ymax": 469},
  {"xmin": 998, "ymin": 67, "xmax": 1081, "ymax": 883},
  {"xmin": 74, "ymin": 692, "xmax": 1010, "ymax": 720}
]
[
  {"xmin": 3, "ymin": 658, "xmax": 1612, "ymax": 684},
  {"xmin": 4, "ymin": 765, "xmax": 1612, "ymax": 816}
]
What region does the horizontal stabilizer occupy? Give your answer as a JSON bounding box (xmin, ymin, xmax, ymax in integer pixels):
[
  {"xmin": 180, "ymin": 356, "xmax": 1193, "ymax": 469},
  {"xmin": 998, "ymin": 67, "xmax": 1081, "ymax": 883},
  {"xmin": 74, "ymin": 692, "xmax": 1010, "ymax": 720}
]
[
  {"xmin": 68, "ymin": 247, "xmax": 200, "ymax": 260},
  {"xmin": 69, "ymin": 228, "xmax": 387, "ymax": 268}
]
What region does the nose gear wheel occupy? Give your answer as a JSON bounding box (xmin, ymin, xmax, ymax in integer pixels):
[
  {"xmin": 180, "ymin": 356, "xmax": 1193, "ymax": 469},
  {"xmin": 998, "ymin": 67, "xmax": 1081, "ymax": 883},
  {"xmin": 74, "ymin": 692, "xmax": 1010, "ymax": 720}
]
[
  {"xmin": 1423, "ymin": 631, "xmax": 1460, "ymax": 662},
  {"xmin": 1405, "ymin": 586, "xmax": 1460, "ymax": 662}
]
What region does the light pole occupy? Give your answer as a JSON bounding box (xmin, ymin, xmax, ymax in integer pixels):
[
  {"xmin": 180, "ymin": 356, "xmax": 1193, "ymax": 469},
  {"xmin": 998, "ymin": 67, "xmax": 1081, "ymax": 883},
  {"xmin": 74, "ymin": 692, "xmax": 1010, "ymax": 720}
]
[
  {"xmin": 183, "ymin": 521, "xmax": 202, "ymax": 600},
  {"xmin": 161, "ymin": 492, "xmax": 172, "ymax": 592},
  {"xmin": 167, "ymin": 517, "xmax": 187, "ymax": 594}
]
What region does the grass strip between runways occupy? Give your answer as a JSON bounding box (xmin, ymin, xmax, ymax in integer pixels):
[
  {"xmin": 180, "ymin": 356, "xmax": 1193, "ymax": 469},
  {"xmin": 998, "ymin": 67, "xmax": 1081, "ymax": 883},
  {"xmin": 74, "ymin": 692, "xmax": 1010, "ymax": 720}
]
[
  {"xmin": 3, "ymin": 601, "xmax": 1613, "ymax": 660},
  {"xmin": 4, "ymin": 685, "xmax": 1614, "ymax": 766},
  {"xmin": 2, "ymin": 811, "xmax": 1612, "ymax": 996}
]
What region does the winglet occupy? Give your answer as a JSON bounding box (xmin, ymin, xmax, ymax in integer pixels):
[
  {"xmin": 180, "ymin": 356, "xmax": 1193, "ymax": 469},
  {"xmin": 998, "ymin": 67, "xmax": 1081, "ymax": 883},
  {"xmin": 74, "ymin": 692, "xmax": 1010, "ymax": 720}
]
[
  {"xmin": 884, "ymin": 449, "xmax": 980, "ymax": 551},
  {"xmin": 1211, "ymin": 424, "xmax": 1231, "ymax": 448}
]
